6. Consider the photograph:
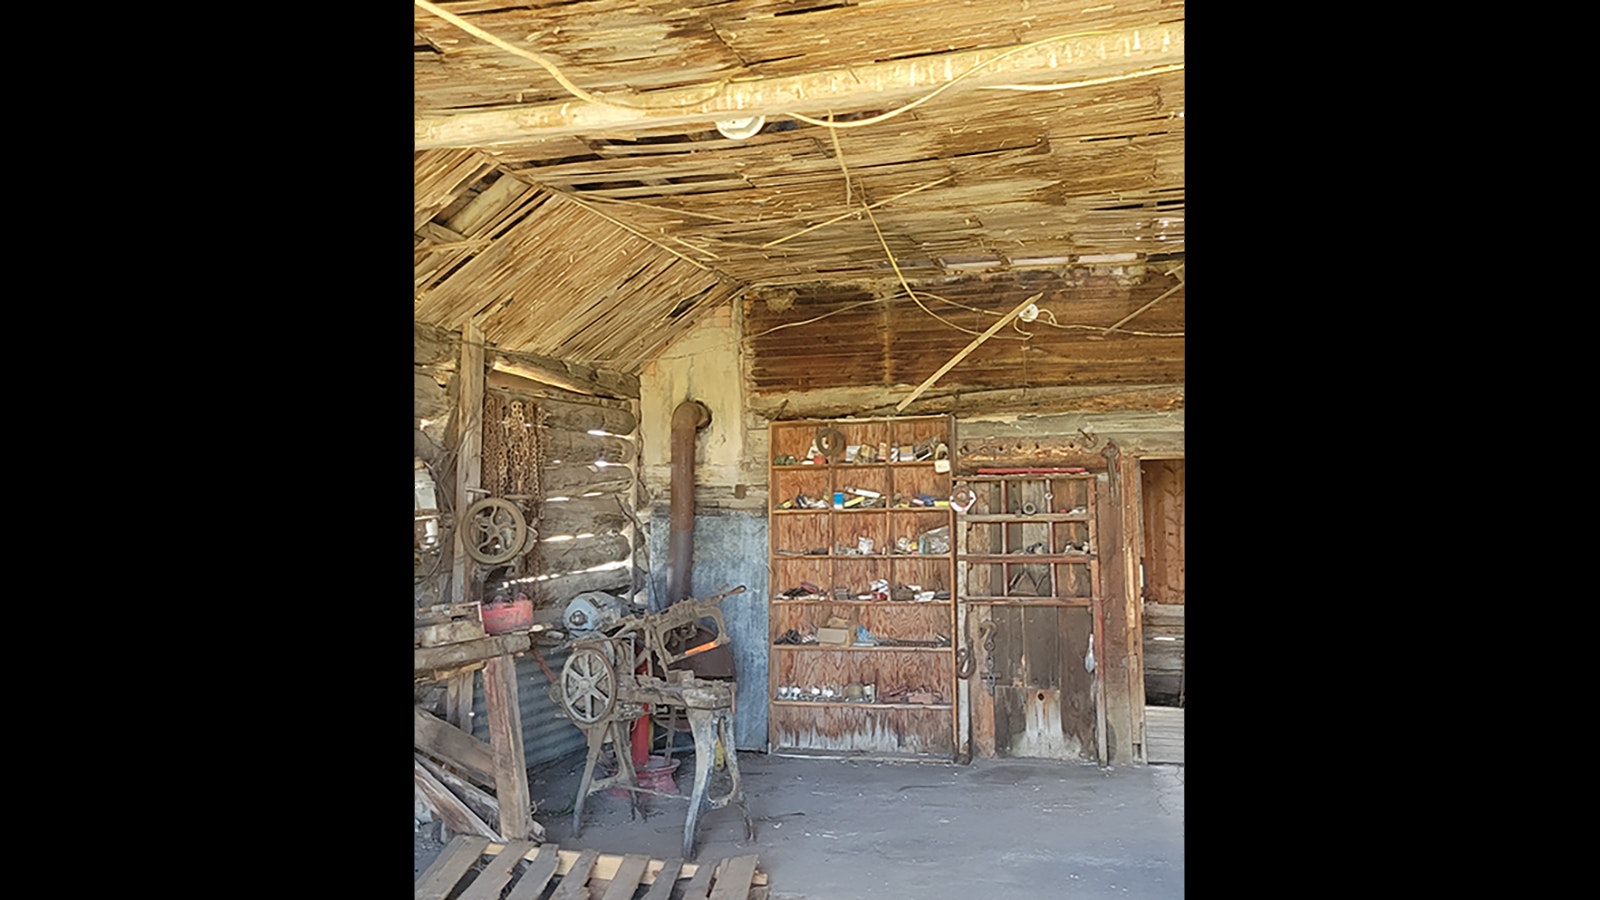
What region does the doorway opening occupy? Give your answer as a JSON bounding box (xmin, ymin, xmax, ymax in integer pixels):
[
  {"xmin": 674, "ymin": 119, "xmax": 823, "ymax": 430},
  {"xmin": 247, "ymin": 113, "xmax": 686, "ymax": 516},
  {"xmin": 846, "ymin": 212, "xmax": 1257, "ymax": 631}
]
[{"xmin": 1138, "ymin": 457, "xmax": 1184, "ymax": 763}]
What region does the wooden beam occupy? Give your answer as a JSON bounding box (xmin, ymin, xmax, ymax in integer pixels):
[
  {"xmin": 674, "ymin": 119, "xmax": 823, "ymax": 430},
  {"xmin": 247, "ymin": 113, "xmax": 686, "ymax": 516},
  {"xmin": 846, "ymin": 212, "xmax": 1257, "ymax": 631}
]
[
  {"xmin": 416, "ymin": 836, "xmax": 491, "ymax": 900},
  {"xmin": 1124, "ymin": 453, "xmax": 1150, "ymax": 760},
  {"xmin": 415, "ymin": 705, "xmax": 497, "ymax": 788},
  {"xmin": 490, "ymin": 355, "xmax": 639, "ymax": 401},
  {"xmin": 549, "ymin": 848, "xmax": 601, "ymax": 900},
  {"xmin": 451, "ymin": 320, "xmax": 486, "ymax": 604},
  {"xmin": 415, "ymin": 23, "xmax": 1185, "ymax": 147},
  {"xmin": 415, "ymin": 758, "xmax": 501, "ymax": 840},
  {"xmin": 483, "ymin": 654, "xmax": 534, "ymax": 840},
  {"xmin": 485, "ymin": 846, "xmax": 768, "ymax": 887},
  {"xmin": 416, "ymin": 631, "xmax": 532, "ymax": 674},
  {"xmin": 445, "ymin": 671, "xmax": 474, "ymax": 732},
  {"xmin": 416, "ymin": 752, "xmax": 508, "ymax": 834}
]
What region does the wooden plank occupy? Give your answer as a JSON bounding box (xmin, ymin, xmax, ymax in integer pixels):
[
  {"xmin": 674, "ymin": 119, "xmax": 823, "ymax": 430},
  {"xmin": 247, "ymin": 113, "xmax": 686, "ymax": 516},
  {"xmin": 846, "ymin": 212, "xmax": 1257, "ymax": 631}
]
[
  {"xmin": 707, "ymin": 854, "xmax": 760, "ymax": 900},
  {"xmin": 679, "ymin": 858, "xmax": 715, "ymax": 900},
  {"xmin": 504, "ymin": 845, "xmax": 563, "ymax": 900},
  {"xmin": 415, "ymin": 706, "xmax": 497, "ymax": 788},
  {"xmin": 548, "ymin": 848, "xmax": 601, "ymax": 900},
  {"xmin": 640, "ymin": 858, "xmax": 684, "ymax": 900},
  {"xmin": 451, "ymin": 320, "xmax": 485, "ymax": 604},
  {"xmin": 417, "ymin": 619, "xmax": 488, "ymax": 648},
  {"xmin": 415, "ymin": 759, "xmax": 500, "ymax": 840},
  {"xmin": 1144, "ymin": 706, "xmax": 1184, "ymax": 764},
  {"xmin": 458, "ymin": 840, "xmax": 538, "ymax": 900},
  {"xmin": 416, "ymin": 632, "xmax": 532, "ymax": 674},
  {"xmin": 483, "ymin": 654, "xmax": 534, "ymax": 840},
  {"xmin": 601, "ymin": 854, "xmax": 652, "ymax": 900},
  {"xmin": 415, "ymin": 835, "xmax": 490, "ymax": 900},
  {"xmin": 1097, "ymin": 464, "xmax": 1132, "ymax": 765},
  {"xmin": 416, "ymin": 753, "xmax": 501, "ymax": 831},
  {"xmin": 1126, "ymin": 456, "xmax": 1150, "ymax": 758}
]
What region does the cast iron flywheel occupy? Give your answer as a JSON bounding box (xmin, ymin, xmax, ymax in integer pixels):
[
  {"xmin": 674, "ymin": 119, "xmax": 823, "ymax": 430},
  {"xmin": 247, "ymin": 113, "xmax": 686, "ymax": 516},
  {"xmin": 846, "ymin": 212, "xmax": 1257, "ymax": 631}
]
[
  {"xmin": 462, "ymin": 497, "xmax": 527, "ymax": 565},
  {"xmin": 560, "ymin": 645, "xmax": 617, "ymax": 725}
]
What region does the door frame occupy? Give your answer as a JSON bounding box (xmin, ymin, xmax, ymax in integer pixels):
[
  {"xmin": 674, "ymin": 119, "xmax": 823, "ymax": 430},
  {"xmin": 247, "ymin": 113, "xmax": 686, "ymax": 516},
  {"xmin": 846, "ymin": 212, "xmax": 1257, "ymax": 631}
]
[{"xmin": 1125, "ymin": 452, "xmax": 1183, "ymax": 763}]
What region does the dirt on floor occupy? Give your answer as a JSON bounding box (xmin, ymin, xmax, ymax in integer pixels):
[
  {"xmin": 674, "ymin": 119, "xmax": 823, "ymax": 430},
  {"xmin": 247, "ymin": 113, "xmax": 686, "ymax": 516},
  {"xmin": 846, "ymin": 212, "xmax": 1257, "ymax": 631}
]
[{"xmin": 416, "ymin": 750, "xmax": 1183, "ymax": 899}]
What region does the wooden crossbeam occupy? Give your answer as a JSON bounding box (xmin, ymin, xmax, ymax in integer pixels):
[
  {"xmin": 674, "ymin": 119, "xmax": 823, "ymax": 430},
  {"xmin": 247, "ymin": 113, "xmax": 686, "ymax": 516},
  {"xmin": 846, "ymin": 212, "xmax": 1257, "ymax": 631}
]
[{"xmin": 415, "ymin": 24, "xmax": 1184, "ymax": 147}]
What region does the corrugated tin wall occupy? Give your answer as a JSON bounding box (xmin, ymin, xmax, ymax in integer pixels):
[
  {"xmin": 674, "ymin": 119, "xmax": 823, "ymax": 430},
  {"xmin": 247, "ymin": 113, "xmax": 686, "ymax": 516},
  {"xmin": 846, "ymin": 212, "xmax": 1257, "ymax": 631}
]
[{"xmin": 471, "ymin": 645, "xmax": 589, "ymax": 773}]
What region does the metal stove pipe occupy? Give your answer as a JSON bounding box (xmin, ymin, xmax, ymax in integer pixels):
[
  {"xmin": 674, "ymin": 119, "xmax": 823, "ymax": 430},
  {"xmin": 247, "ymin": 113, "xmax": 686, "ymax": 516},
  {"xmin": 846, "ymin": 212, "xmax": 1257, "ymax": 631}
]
[{"xmin": 666, "ymin": 399, "xmax": 711, "ymax": 607}]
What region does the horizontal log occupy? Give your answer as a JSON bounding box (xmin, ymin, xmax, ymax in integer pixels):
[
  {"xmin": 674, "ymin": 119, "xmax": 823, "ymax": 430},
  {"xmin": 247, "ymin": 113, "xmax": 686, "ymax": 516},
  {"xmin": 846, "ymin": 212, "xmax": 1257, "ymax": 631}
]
[
  {"xmin": 415, "ymin": 23, "xmax": 1184, "ymax": 146},
  {"xmin": 542, "ymin": 429, "xmax": 636, "ymax": 466},
  {"xmin": 491, "ymin": 353, "xmax": 639, "ymax": 401},
  {"xmin": 416, "ymin": 371, "xmax": 453, "ymax": 419},
  {"xmin": 540, "ymin": 495, "xmax": 630, "ymax": 536},
  {"xmin": 540, "ymin": 396, "xmax": 638, "ymax": 436},
  {"xmin": 416, "ymin": 632, "xmax": 532, "ymax": 673},
  {"xmin": 750, "ymin": 384, "xmax": 1184, "ymax": 420},
  {"xmin": 544, "ymin": 463, "xmax": 632, "ymax": 496},
  {"xmin": 414, "ymin": 706, "xmax": 497, "ymax": 789},
  {"xmin": 537, "ymin": 567, "xmax": 632, "ymax": 604},
  {"xmin": 537, "ymin": 532, "xmax": 631, "ymax": 571}
]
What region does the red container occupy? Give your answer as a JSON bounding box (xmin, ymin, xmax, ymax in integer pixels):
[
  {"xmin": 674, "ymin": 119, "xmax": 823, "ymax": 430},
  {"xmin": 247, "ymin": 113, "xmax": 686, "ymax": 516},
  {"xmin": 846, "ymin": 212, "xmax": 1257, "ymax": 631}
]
[{"xmin": 482, "ymin": 598, "xmax": 533, "ymax": 635}]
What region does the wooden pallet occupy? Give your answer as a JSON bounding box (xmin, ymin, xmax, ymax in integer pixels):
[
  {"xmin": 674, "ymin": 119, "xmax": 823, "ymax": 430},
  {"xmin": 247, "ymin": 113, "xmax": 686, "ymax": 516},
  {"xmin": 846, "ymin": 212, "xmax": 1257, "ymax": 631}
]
[{"xmin": 416, "ymin": 837, "xmax": 768, "ymax": 900}]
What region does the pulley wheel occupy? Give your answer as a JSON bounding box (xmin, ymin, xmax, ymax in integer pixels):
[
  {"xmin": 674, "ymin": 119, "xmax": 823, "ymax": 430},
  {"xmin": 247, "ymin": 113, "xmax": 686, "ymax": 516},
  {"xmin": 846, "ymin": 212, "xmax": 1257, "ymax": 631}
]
[
  {"xmin": 462, "ymin": 498, "xmax": 527, "ymax": 565},
  {"xmin": 560, "ymin": 645, "xmax": 618, "ymax": 724},
  {"xmin": 815, "ymin": 427, "xmax": 846, "ymax": 462}
]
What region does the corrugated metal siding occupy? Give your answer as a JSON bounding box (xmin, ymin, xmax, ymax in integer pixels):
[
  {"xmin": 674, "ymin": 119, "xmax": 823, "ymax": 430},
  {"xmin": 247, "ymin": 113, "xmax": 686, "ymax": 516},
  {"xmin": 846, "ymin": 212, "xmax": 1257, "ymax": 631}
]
[
  {"xmin": 647, "ymin": 507, "xmax": 770, "ymax": 751},
  {"xmin": 471, "ymin": 646, "xmax": 589, "ymax": 770}
]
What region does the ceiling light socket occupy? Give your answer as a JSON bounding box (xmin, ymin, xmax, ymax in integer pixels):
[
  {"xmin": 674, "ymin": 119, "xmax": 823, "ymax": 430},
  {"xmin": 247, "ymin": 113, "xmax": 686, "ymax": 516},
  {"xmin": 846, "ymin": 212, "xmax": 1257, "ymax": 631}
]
[{"xmin": 715, "ymin": 116, "xmax": 765, "ymax": 140}]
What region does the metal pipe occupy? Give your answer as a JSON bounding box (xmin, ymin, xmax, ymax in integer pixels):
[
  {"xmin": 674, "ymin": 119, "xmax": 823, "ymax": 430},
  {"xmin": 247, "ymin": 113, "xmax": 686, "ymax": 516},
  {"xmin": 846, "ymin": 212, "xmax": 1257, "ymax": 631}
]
[{"xmin": 667, "ymin": 399, "xmax": 711, "ymax": 607}]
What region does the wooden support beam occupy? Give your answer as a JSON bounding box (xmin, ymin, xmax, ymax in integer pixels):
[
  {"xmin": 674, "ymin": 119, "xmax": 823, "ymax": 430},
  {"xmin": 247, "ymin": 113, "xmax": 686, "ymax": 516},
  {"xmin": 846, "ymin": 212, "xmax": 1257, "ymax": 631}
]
[
  {"xmin": 415, "ymin": 705, "xmax": 497, "ymax": 789},
  {"xmin": 415, "ymin": 758, "xmax": 501, "ymax": 840},
  {"xmin": 415, "ymin": 23, "xmax": 1185, "ymax": 148},
  {"xmin": 492, "ymin": 355, "xmax": 639, "ymax": 401},
  {"xmin": 451, "ymin": 320, "xmax": 485, "ymax": 604},
  {"xmin": 483, "ymin": 654, "xmax": 534, "ymax": 840},
  {"xmin": 416, "ymin": 632, "xmax": 532, "ymax": 674},
  {"xmin": 445, "ymin": 672, "xmax": 474, "ymax": 733},
  {"xmin": 1123, "ymin": 454, "xmax": 1150, "ymax": 760}
]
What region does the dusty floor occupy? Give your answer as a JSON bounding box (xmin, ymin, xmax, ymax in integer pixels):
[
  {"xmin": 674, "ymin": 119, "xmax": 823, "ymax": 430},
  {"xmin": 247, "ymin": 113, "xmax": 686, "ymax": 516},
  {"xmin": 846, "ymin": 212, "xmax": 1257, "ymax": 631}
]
[{"xmin": 416, "ymin": 750, "xmax": 1183, "ymax": 899}]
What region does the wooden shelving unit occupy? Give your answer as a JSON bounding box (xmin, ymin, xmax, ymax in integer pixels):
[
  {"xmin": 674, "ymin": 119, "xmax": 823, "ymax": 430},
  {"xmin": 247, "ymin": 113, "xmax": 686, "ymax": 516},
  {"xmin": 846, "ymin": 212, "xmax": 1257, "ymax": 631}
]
[{"xmin": 766, "ymin": 415, "xmax": 957, "ymax": 758}]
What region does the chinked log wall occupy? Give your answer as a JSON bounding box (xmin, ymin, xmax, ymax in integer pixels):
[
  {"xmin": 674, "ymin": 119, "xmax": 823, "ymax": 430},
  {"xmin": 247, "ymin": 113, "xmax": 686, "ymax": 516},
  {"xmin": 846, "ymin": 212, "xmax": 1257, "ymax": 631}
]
[{"xmin": 483, "ymin": 369, "xmax": 642, "ymax": 606}]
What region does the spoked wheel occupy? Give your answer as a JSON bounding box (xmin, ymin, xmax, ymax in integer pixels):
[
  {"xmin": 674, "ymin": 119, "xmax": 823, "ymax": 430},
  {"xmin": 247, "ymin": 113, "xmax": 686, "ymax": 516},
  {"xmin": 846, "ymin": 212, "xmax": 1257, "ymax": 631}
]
[
  {"xmin": 462, "ymin": 498, "xmax": 527, "ymax": 565},
  {"xmin": 561, "ymin": 645, "xmax": 617, "ymax": 725}
]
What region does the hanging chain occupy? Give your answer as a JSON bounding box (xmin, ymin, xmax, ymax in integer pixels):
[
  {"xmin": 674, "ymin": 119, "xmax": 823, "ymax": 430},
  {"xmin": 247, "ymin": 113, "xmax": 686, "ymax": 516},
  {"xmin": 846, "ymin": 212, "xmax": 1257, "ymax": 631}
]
[
  {"xmin": 482, "ymin": 392, "xmax": 508, "ymax": 497},
  {"xmin": 507, "ymin": 400, "xmax": 531, "ymax": 495}
]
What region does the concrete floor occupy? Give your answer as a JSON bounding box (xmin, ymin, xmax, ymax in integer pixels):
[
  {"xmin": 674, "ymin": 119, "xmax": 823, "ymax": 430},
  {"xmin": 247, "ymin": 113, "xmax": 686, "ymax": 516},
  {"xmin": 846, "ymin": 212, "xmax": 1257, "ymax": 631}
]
[{"xmin": 417, "ymin": 749, "xmax": 1182, "ymax": 899}]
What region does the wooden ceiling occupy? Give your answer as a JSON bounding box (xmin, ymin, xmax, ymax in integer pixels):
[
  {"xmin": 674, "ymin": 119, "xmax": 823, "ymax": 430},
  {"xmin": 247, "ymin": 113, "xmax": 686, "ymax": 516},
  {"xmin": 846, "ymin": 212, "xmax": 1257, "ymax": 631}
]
[{"xmin": 414, "ymin": 0, "xmax": 1185, "ymax": 373}]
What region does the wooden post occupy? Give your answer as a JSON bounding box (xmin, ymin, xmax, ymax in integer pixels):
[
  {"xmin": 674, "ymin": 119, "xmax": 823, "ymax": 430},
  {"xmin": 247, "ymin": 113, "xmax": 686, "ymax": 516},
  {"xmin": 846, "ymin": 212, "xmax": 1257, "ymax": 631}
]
[
  {"xmin": 1123, "ymin": 456, "xmax": 1149, "ymax": 759},
  {"xmin": 451, "ymin": 320, "xmax": 485, "ymax": 604},
  {"xmin": 482, "ymin": 653, "xmax": 533, "ymax": 840},
  {"xmin": 1096, "ymin": 462, "xmax": 1134, "ymax": 766},
  {"xmin": 446, "ymin": 672, "xmax": 474, "ymax": 733}
]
